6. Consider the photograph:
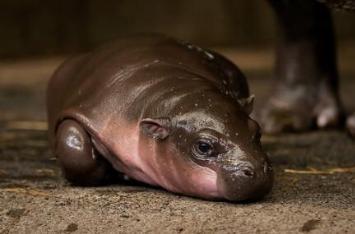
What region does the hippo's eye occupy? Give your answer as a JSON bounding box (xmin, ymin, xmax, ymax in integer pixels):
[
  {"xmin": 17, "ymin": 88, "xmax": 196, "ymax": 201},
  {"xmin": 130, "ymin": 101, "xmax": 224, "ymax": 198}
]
[
  {"xmin": 193, "ymin": 139, "xmax": 215, "ymax": 157},
  {"xmin": 198, "ymin": 142, "xmax": 212, "ymax": 154}
]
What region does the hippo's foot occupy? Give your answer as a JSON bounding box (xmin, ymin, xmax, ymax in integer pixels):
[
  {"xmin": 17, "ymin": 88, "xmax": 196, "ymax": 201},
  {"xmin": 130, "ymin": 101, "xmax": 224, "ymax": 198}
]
[
  {"xmin": 55, "ymin": 119, "xmax": 119, "ymax": 186},
  {"xmin": 346, "ymin": 113, "xmax": 355, "ymax": 137},
  {"xmin": 260, "ymin": 84, "xmax": 344, "ymax": 134}
]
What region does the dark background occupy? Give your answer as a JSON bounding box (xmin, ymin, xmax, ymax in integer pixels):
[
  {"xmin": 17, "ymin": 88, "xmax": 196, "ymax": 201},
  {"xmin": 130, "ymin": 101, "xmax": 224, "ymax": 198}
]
[{"xmin": 1, "ymin": 0, "xmax": 355, "ymax": 57}]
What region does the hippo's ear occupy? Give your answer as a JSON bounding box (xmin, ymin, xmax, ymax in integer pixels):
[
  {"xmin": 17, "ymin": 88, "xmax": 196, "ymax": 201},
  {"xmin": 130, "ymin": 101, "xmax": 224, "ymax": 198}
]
[
  {"xmin": 140, "ymin": 118, "xmax": 171, "ymax": 140},
  {"xmin": 238, "ymin": 95, "xmax": 254, "ymax": 115}
]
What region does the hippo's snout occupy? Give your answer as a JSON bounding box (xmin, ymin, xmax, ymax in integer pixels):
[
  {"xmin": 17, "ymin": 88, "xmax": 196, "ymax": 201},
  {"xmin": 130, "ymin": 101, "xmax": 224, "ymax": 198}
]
[{"xmin": 217, "ymin": 160, "xmax": 273, "ymax": 202}]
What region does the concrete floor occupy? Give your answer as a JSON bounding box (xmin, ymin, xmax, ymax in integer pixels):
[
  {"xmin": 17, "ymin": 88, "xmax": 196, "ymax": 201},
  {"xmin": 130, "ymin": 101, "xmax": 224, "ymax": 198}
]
[{"xmin": 0, "ymin": 50, "xmax": 354, "ymax": 233}]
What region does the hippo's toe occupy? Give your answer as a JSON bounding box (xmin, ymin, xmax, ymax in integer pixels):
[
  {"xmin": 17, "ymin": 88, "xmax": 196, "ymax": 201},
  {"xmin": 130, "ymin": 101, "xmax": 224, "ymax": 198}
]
[{"xmin": 260, "ymin": 86, "xmax": 343, "ymax": 134}]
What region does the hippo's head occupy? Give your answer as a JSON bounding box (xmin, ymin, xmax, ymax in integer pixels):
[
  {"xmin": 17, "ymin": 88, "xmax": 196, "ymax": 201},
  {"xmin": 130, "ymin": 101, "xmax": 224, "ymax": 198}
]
[{"xmin": 139, "ymin": 90, "xmax": 273, "ymax": 202}]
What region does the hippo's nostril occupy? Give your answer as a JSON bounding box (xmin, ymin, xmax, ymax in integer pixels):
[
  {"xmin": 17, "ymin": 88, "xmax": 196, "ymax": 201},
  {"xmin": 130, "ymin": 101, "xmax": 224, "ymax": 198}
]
[
  {"xmin": 242, "ymin": 168, "xmax": 254, "ymax": 177},
  {"xmin": 218, "ymin": 159, "xmax": 274, "ymax": 201}
]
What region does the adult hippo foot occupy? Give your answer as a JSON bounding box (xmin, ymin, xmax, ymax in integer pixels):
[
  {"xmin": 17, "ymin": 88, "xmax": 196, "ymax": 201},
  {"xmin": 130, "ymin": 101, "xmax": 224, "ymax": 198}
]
[
  {"xmin": 346, "ymin": 113, "xmax": 355, "ymax": 137},
  {"xmin": 263, "ymin": 0, "xmax": 345, "ymax": 134},
  {"xmin": 260, "ymin": 83, "xmax": 344, "ymax": 134}
]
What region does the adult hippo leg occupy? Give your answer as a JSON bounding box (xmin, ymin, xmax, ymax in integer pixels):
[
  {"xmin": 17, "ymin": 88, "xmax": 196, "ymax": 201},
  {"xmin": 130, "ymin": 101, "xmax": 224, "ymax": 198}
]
[
  {"xmin": 55, "ymin": 119, "xmax": 120, "ymax": 186},
  {"xmin": 261, "ymin": 0, "xmax": 344, "ymax": 133}
]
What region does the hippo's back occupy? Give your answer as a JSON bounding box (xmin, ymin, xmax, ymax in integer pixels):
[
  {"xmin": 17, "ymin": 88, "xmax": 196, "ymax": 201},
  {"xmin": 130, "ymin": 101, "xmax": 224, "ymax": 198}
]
[{"xmin": 47, "ymin": 34, "xmax": 249, "ymax": 146}]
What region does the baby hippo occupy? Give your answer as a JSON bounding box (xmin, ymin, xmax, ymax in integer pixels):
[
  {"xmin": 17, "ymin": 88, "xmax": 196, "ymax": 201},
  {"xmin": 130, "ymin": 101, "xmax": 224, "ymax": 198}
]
[{"xmin": 47, "ymin": 35, "xmax": 273, "ymax": 201}]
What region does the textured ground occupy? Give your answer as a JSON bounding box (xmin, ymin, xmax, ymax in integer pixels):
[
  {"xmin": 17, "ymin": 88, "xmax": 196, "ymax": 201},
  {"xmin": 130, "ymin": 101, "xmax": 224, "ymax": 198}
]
[{"xmin": 0, "ymin": 49, "xmax": 354, "ymax": 233}]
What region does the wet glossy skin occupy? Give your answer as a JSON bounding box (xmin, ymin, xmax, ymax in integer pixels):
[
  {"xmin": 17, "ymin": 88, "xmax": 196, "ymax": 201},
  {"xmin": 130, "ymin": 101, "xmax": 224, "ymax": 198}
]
[
  {"xmin": 47, "ymin": 35, "xmax": 273, "ymax": 201},
  {"xmin": 169, "ymin": 93, "xmax": 273, "ymax": 200}
]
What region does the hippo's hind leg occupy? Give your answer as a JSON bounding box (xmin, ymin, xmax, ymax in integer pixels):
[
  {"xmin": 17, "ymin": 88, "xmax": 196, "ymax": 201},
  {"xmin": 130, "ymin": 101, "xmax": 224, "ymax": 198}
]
[
  {"xmin": 261, "ymin": 0, "xmax": 344, "ymax": 133},
  {"xmin": 55, "ymin": 119, "xmax": 119, "ymax": 186}
]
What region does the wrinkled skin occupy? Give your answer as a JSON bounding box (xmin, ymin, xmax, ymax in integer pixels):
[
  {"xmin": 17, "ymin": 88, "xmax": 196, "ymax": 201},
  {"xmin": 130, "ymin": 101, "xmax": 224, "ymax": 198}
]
[
  {"xmin": 47, "ymin": 35, "xmax": 273, "ymax": 201},
  {"xmin": 261, "ymin": 0, "xmax": 355, "ymax": 137}
]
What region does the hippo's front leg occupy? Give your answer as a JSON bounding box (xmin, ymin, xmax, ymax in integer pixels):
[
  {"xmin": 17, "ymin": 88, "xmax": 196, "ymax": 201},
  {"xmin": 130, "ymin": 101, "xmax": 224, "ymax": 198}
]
[
  {"xmin": 261, "ymin": 0, "xmax": 344, "ymax": 133},
  {"xmin": 55, "ymin": 119, "xmax": 119, "ymax": 186}
]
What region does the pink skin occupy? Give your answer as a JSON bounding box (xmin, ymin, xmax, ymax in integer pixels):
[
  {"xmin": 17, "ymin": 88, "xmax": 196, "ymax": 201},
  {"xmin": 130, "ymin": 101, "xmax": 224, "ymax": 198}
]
[{"xmin": 99, "ymin": 119, "xmax": 220, "ymax": 199}]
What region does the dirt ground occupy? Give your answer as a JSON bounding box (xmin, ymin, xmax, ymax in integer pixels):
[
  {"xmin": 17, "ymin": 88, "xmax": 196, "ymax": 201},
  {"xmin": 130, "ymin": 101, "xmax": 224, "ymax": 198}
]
[{"xmin": 0, "ymin": 49, "xmax": 354, "ymax": 234}]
